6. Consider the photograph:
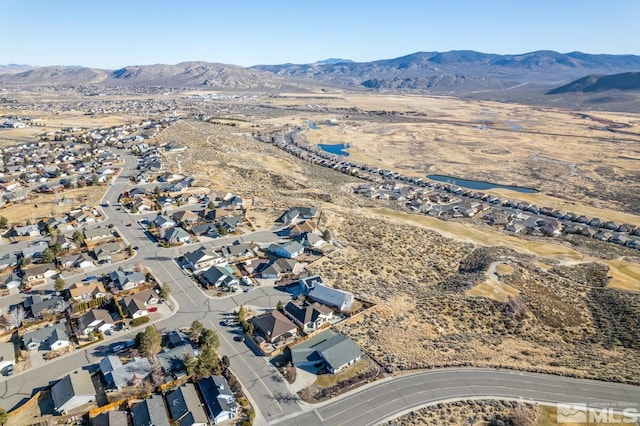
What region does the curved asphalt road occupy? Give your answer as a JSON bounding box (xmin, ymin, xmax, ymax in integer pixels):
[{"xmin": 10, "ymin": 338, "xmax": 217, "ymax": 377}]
[{"xmin": 274, "ymin": 368, "xmax": 640, "ymax": 426}]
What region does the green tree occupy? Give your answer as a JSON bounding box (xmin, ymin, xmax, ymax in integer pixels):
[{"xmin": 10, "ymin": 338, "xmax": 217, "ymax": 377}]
[
  {"xmin": 200, "ymin": 328, "xmax": 220, "ymax": 350},
  {"xmin": 276, "ymin": 300, "xmax": 284, "ymax": 311},
  {"xmin": 245, "ymin": 322, "xmax": 254, "ymax": 336},
  {"xmin": 0, "ymin": 216, "xmax": 8, "ymax": 229},
  {"xmin": 217, "ymin": 225, "xmax": 228, "ymax": 236},
  {"xmin": 91, "ymin": 174, "xmax": 99, "ymax": 186},
  {"xmin": 190, "ymin": 320, "xmax": 204, "ymax": 343},
  {"xmin": 194, "ymin": 345, "xmax": 220, "ymax": 379},
  {"xmin": 238, "ymin": 305, "xmax": 246, "ymax": 323},
  {"xmin": 159, "ymin": 282, "xmax": 171, "ymax": 299},
  {"xmin": 207, "ymin": 201, "xmax": 215, "ymax": 210},
  {"xmin": 322, "ymin": 229, "xmax": 331, "ymax": 241},
  {"xmin": 0, "ymin": 407, "xmax": 8, "ymax": 426},
  {"xmin": 136, "ymin": 326, "xmax": 162, "ymax": 357},
  {"xmin": 127, "ymin": 245, "xmax": 134, "ymax": 256},
  {"xmin": 54, "ymin": 277, "xmax": 65, "ymax": 292},
  {"xmin": 72, "ymin": 230, "xmax": 85, "ymax": 244},
  {"xmin": 41, "ymin": 247, "xmax": 56, "ymax": 263},
  {"xmin": 184, "ymin": 353, "xmax": 197, "ymax": 377}
]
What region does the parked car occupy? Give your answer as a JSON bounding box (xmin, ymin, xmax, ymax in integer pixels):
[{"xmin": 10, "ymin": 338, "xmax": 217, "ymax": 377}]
[{"xmin": 5, "ymin": 365, "xmax": 14, "ymax": 376}]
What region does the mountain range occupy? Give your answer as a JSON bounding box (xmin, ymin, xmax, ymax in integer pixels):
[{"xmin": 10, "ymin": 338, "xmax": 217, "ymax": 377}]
[{"xmin": 1, "ymin": 50, "xmax": 639, "ymax": 110}]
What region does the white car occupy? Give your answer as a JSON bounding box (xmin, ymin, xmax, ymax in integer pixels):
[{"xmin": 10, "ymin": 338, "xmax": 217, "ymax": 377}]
[{"xmin": 241, "ymin": 276, "xmax": 253, "ymax": 286}]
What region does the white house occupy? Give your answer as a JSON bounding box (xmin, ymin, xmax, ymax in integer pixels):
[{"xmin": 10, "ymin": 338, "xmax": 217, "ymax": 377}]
[
  {"xmin": 77, "ymin": 309, "xmax": 115, "ymax": 335},
  {"xmin": 52, "ymin": 369, "xmax": 96, "ymax": 414},
  {"xmin": 302, "ymin": 276, "xmax": 355, "ymax": 312},
  {"xmin": 22, "ymin": 322, "xmax": 70, "ymax": 351},
  {"xmin": 183, "ymin": 248, "xmax": 226, "ymax": 272}
]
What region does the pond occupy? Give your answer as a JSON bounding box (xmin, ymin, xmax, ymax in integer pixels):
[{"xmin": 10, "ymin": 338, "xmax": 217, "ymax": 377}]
[
  {"xmin": 427, "ymin": 174, "xmax": 538, "ymax": 193},
  {"xmin": 318, "ymin": 143, "xmax": 350, "ymax": 156}
]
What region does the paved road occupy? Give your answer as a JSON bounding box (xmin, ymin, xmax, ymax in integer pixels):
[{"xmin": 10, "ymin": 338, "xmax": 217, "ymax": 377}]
[
  {"xmin": 274, "ymin": 368, "xmax": 640, "ymax": 426},
  {"xmin": 0, "ymin": 148, "xmax": 300, "ymax": 424}
]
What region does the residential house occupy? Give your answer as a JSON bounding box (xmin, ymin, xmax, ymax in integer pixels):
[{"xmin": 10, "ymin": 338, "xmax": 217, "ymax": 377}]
[
  {"xmin": 22, "ymin": 322, "xmax": 69, "ymax": 351},
  {"xmin": 57, "ymin": 253, "xmax": 94, "ymax": 269},
  {"xmin": 52, "ymin": 369, "xmax": 96, "ymax": 414},
  {"xmin": 164, "ymin": 226, "xmax": 191, "ymax": 244},
  {"xmin": 250, "ymin": 309, "xmax": 297, "ymax": 344},
  {"xmin": 260, "ymin": 258, "xmax": 299, "ymax": 280},
  {"xmin": 22, "ymin": 240, "xmax": 50, "ymax": 260},
  {"xmin": 54, "ymin": 233, "xmax": 77, "ymax": 251},
  {"xmin": 14, "ymin": 224, "xmax": 41, "ymax": 237},
  {"xmin": 284, "ymin": 300, "xmax": 334, "ymax": 332},
  {"xmin": 183, "ymin": 248, "xmax": 226, "ymax": 272},
  {"xmin": 92, "ymin": 410, "xmax": 129, "ymax": 426},
  {"xmin": 100, "ymin": 355, "xmax": 152, "ymax": 390},
  {"xmin": 205, "ymin": 208, "xmax": 232, "ymax": 222},
  {"xmin": 295, "ymin": 231, "xmax": 325, "ymax": 249},
  {"xmin": 172, "ymin": 210, "xmax": 199, "ymax": 225},
  {"xmin": 302, "ymin": 276, "xmax": 355, "ymax": 312},
  {"xmin": 131, "ymin": 394, "xmax": 171, "ymax": 426},
  {"xmin": 220, "ymin": 195, "xmax": 244, "ymax": 210},
  {"xmin": 190, "ymin": 223, "xmax": 219, "ymax": 238},
  {"xmin": 128, "ymin": 187, "xmax": 148, "ymax": 199},
  {"xmin": 92, "ymin": 241, "xmax": 122, "ymax": 264},
  {"xmin": 280, "ymin": 207, "xmax": 319, "ymax": 224},
  {"xmin": 166, "ymin": 383, "xmax": 208, "ymax": 426},
  {"xmin": 158, "ymin": 344, "xmax": 198, "ymax": 379},
  {"xmin": 267, "ymin": 241, "xmax": 304, "ymax": 259},
  {"xmin": 109, "ymin": 270, "xmax": 146, "ymax": 291},
  {"xmin": 220, "ymin": 241, "xmax": 254, "ymax": 262},
  {"xmin": 69, "ymin": 281, "xmax": 107, "ymax": 300},
  {"xmin": 197, "ymin": 375, "xmax": 239, "ymax": 424},
  {"xmin": 200, "ymin": 265, "xmax": 239, "ymax": 290},
  {"xmin": 153, "ymin": 215, "xmax": 175, "ymax": 230},
  {"xmin": 25, "ymin": 294, "xmax": 65, "ymax": 317},
  {"xmin": 1, "ymin": 272, "xmax": 21, "ymax": 290},
  {"xmin": 288, "ymin": 220, "xmax": 317, "ymax": 237},
  {"xmin": 83, "ymin": 225, "xmax": 112, "ymax": 242},
  {"xmin": 220, "ymin": 216, "xmax": 243, "ymax": 233},
  {"xmin": 0, "ymin": 252, "xmax": 18, "ymax": 270},
  {"xmin": 78, "ymin": 309, "xmax": 115, "ymax": 335},
  {"xmin": 156, "ymin": 196, "xmax": 175, "ymax": 210},
  {"xmin": 135, "ymin": 288, "xmax": 160, "ymax": 305},
  {"xmin": 290, "ymin": 329, "xmax": 362, "ymax": 374},
  {"xmin": 122, "ymin": 294, "xmax": 148, "ymax": 319},
  {"xmin": 0, "ymin": 342, "xmax": 16, "ymax": 375},
  {"xmin": 133, "ymin": 198, "xmax": 153, "ymax": 212}
]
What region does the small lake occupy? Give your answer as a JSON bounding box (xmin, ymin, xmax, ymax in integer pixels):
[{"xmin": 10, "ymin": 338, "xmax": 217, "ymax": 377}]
[
  {"xmin": 304, "ymin": 120, "xmax": 319, "ymax": 130},
  {"xmin": 318, "ymin": 143, "xmax": 350, "ymax": 156},
  {"xmin": 427, "ymin": 174, "xmax": 538, "ymax": 193}
]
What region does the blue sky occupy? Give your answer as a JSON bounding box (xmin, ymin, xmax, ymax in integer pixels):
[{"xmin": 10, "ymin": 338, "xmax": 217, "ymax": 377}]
[{"xmin": 2, "ymin": 0, "xmax": 639, "ymax": 68}]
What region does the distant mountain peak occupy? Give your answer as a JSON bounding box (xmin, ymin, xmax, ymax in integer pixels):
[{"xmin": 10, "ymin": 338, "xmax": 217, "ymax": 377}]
[{"xmin": 314, "ymin": 58, "xmax": 354, "ymax": 65}]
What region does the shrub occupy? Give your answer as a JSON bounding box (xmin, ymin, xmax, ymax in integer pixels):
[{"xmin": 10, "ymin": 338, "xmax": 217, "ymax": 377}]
[{"xmin": 131, "ymin": 315, "xmax": 151, "ymax": 327}]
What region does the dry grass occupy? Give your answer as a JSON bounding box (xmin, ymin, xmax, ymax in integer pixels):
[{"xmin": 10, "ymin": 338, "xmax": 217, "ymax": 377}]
[
  {"xmin": 467, "ymin": 279, "xmax": 520, "ymax": 302},
  {"xmin": 1, "ymin": 186, "xmax": 106, "ymax": 224},
  {"xmin": 314, "ymin": 358, "xmax": 371, "ymax": 388},
  {"xmin": 384, "ymin": 400, "xmax": 538, "ymax": 426}
]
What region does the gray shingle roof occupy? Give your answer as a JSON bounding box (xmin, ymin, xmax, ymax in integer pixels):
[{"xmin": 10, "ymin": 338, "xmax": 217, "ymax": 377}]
[
  {"xmin": 291, "ymin": 329, "xmax": 362, "ymax": 373},
  {"xmin": 131, "ymin": 394, "xmax": 170, "ymax": 426}
]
